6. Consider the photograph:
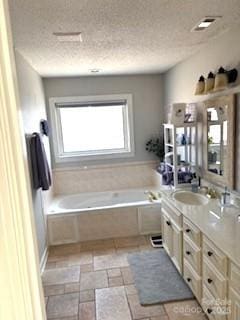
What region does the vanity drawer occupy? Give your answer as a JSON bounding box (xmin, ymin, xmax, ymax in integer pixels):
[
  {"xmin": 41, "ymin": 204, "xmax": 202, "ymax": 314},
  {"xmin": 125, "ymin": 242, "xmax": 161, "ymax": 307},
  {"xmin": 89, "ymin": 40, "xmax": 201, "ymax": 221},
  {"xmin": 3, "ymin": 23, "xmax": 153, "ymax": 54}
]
[
  {"xmin": 203, "ymin": 236, "xmax": 228, "ymax": 277},
  {"xmin": 183, "ymin": 235, "xmax": 201, "ymax": 274},
  {"xmin": 202, "ymin": 286, "xmax": 227, "ymax": 320},
  {"xmin": 229, "ymin": 262, "xmax": 240, "ymax": 295},
  {"xmin": 162, "ymin": 200, "xmax": 182, "ymax": 227},
  {"xmin": 203, "ymin": 258, "xmax": 227, "ymax": 301},
  {"xmin": 183, "ymin": 260, "xmax": 202, "ymax": 301},
  {"xmin": 228, "ymin": 287, "xmax": 240, "ymax": 320},
  {"xmin": 183, "ymin": 217, "xmax": 201, "ymax": 247}
]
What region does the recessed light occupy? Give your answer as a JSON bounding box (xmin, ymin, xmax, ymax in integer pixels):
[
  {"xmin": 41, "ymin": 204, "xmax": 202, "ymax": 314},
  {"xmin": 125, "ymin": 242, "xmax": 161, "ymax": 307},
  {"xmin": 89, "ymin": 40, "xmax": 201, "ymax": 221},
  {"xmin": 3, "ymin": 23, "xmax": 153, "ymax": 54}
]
[
  {"xmin": 191, "ymin": 16, "xmax": 221, "ymax": 32},
  {"xmin": 53, "ymin": 32, "xmax": 83, "ymax": 42},
  {"xmin": 198, "ymin": 21, "xmax": 212, "ymax": 28},
  {"xmin": 90, "ymin": 69, "xmax": 100, "ymax": 73}
]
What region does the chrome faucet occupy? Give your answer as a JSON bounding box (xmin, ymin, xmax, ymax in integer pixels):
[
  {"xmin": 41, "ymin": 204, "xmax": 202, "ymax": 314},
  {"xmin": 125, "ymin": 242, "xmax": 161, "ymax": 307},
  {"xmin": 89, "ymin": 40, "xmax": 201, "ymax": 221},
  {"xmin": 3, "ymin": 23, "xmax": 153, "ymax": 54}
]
[
  {"xmin": 144, "ymin": 190, "xmax": 159, "ymax": 201},
  {"xmin": 206, "ymin": 187, "xmax": 218, "ymax": 199}
]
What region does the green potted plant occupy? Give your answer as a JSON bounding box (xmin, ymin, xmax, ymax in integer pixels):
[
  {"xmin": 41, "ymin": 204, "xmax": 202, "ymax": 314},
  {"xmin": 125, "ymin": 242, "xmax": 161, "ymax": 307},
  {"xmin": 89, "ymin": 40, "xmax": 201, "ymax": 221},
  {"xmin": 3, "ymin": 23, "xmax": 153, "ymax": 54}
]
[
  {"xmin": 208, "ymin": 136, "xmax": 213, "ymax": 144},
  {"xmin": 145, "ymin": 136, "xmax": 164, "ymax": 162}
]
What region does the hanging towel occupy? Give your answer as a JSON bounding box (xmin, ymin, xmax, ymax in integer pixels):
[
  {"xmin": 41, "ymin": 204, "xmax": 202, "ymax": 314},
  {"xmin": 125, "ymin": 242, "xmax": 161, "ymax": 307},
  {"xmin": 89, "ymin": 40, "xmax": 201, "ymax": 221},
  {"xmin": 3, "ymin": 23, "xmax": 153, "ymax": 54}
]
[{"xmin": 30, "ymin": 132, "xmax": 52, "ymax": 191}]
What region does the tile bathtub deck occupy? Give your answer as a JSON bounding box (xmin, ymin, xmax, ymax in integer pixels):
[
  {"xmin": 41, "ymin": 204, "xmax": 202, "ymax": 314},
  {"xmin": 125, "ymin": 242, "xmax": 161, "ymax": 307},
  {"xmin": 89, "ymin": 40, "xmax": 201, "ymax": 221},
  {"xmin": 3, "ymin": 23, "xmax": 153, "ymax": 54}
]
[{"xmin": 43, "ymin": 236, "xmax": 207, "ymax": 320}]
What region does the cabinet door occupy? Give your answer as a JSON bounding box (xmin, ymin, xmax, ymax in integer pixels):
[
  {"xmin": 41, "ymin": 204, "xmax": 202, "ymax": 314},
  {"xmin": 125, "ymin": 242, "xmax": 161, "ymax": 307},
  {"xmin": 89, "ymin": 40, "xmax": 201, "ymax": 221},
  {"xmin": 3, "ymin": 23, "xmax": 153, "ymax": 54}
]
[
  {"xmin": 162, "ymin": 213, "xmax": 173, "ymax": 257},
  {"xmin": 172, "ymin": 220, "xmax": 183, "ymax": 273},
  {"xmin": 229, "ymin": 288, "xmax": 240, "ymax": 320}
]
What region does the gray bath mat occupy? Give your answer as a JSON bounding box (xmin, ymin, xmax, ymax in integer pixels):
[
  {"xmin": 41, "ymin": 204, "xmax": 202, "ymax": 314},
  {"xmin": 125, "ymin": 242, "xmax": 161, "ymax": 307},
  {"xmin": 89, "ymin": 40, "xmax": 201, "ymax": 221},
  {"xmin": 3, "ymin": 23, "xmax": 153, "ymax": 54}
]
[{"xmin": 127, "ymin": 249, "xmax": 194, "ymax": 305}]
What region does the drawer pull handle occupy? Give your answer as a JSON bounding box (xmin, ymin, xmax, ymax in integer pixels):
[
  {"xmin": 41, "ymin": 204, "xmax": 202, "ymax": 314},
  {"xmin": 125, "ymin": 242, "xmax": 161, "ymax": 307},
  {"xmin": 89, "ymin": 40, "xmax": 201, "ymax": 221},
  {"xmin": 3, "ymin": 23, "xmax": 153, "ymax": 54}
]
[
  {"xmin": 186, "ymin": 228, "xmax": 191, "ymax": 233},
  {"xmin": 186, "ymin": 251, "xmax": 191, "ymax": 255},
  {"xmin": 186, "ymin": 277, "xmax": 191, "ymax": 282},
  {"xmin": 207, "ymin": 278, "xmax": 213, "ymax": 284},
  {"xmin": 207, "ymin": 308, "xmax": 213, "ymax": 314},
  {"xmin": 166, "ymin": 221, "xmax": 171, "ymax": 226},
  {"xmin": 207, "ymin": 251, "xmax": 213, "ymax": 257}
]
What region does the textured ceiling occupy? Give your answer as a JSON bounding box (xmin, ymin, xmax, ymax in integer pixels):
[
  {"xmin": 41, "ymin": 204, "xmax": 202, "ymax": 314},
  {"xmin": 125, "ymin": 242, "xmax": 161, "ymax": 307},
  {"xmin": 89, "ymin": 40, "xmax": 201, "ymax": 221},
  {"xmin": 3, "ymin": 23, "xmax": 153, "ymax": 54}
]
[{"xmin": 9, "ymin": 0, "xmax": 240, "ymax": 77}]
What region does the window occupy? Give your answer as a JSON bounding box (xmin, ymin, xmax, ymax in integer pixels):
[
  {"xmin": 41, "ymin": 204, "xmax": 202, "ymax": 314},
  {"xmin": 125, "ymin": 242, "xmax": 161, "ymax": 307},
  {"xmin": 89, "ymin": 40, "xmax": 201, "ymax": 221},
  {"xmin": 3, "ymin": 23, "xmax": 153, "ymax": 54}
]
[{"xmin": 49, "ymin": 94, "xmax": 134, "ymax": 162}]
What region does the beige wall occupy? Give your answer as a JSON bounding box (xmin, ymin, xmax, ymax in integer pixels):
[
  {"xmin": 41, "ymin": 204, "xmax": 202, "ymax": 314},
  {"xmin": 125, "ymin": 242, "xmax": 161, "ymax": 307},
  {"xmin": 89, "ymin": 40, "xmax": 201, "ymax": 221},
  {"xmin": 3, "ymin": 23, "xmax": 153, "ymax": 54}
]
[
  {"xmin": 164, "ymin": 24, "xmax": 240, "ymax": 106},
  {"xmin": 163, "ymin": 24, "xmax": 240, "ymax": 192}
]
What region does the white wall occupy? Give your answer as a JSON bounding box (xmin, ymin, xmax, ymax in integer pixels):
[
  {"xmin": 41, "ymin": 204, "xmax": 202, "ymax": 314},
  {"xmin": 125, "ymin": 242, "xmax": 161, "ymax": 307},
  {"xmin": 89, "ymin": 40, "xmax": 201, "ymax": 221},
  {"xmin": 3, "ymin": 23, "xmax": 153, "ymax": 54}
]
[
  {"xmin": 15, "ymin": 51, "xmax": 52, "ymax": 262},
  {"xmin": 43, "ymin": 74, "xmax": 164, "ymax": 168},
  {"xmin": 163, "ymin": 24, "xmax": 240, "ymax": 191}
]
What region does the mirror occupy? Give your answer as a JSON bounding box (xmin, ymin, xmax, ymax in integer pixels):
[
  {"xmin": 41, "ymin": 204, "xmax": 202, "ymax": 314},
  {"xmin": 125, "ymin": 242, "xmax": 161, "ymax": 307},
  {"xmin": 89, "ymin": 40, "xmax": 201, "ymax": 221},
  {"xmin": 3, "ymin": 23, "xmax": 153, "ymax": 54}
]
[
  {"xmin": 202, "ymin": 95, "xmax": 235, "ymax": 189},
  {"xmin": 207, "ymin": 106, "xmax": 227, "ymax": 175}
]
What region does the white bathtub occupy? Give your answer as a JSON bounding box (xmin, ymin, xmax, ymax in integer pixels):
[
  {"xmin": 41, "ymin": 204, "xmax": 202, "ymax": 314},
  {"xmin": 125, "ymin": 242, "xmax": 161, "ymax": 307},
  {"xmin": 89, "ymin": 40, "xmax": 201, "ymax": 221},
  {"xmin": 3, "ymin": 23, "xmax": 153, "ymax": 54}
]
[
  {"xmin": 47, "ymin": 188, "xmax": 162, "ymax": 245},
  {"xmin": 49, "ymin": 188, "xmax": 161, "ymax": 214}
]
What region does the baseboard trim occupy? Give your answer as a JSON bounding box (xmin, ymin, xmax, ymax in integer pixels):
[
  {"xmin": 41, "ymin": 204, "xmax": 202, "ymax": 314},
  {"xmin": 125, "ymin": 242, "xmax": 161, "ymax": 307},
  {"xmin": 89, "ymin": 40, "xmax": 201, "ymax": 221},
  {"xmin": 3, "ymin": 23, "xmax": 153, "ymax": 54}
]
[{"xmin": 40, "ymin": 247, "xmax": 48, "ymax": 274}]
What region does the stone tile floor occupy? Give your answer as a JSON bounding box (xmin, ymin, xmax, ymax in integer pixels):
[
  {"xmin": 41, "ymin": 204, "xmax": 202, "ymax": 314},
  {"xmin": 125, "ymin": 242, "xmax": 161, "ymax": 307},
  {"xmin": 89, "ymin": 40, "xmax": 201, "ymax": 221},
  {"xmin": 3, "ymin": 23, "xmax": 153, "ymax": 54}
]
[{"xmin": 43, "ymin": 236, "xmax": 207, "ymax": 320}]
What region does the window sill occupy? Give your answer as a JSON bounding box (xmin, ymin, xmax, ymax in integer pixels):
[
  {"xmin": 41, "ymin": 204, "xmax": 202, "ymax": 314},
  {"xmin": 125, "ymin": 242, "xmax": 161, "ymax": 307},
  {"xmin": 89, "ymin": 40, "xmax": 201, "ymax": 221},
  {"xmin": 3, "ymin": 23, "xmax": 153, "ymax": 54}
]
[{"xmin": 55, "ymin": 150, "xmax": 135, "ymax": 163}]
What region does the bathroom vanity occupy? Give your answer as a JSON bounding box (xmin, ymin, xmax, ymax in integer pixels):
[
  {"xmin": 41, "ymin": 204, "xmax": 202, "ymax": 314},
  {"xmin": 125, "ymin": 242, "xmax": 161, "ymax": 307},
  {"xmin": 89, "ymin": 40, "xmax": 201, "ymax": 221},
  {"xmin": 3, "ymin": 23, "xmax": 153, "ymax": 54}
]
[{"xmin": 161, "ymin": 189, "xmax": 240, "ymax": 320}]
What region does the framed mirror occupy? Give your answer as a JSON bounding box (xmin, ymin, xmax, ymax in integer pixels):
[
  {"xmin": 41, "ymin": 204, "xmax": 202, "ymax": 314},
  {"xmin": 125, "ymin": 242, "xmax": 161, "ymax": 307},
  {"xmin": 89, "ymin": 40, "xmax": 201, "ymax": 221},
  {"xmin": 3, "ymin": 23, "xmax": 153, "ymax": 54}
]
[{"xmin": 202, "ymin": 94, "xmax": 235, "ymax": 189}]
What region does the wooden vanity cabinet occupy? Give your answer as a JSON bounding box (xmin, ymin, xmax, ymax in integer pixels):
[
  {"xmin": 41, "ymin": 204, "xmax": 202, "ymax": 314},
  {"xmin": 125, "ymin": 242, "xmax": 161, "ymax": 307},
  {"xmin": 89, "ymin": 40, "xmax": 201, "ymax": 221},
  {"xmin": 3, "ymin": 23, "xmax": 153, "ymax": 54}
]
[
  {"xmin": 228, "ymin": 262, "xmax": 240, "ymax": 320},
  {"xmin": 203, "ymin": 237, "xmax": 228, "ymax": 277},
  {"xmin": 162, "ymin": 200, "xmax": 183, "ymax": 274},
  {"xmin": 183, "ymin": 217, "xmax": 202, "ymax": 302},
  {"xmin": 161, "ymin": 196, "xmax": 240, "ymax": 320},
  {"xmin": 162, "ymin": 212, "xmax": 173, "ymax": 256},
  {"xmin": 183, "ymin": 217, "xmax": 201, "ymax": 247},
  {"xmin": 171, "ymin": 220, "xmax": 182, "ymax": 273},
  {"xmin": 228, "ymin": 288, "xmax": 240, "ymax": 320}
]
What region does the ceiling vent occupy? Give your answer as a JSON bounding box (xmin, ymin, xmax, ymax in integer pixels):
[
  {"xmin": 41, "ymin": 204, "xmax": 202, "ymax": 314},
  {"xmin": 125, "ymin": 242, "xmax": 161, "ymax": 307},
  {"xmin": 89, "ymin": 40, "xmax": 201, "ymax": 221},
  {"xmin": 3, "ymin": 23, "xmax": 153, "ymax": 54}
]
[
  {"xmin": 191, "ymin": 16, "xmax": 221, "ymax": 32},
  {"xmin": 53, "ymin": 32, "xmax": 83, "ymax": 42},
  {"xmin": 90, "ymin": 69, "xmax": 100, "ymax": 73}
]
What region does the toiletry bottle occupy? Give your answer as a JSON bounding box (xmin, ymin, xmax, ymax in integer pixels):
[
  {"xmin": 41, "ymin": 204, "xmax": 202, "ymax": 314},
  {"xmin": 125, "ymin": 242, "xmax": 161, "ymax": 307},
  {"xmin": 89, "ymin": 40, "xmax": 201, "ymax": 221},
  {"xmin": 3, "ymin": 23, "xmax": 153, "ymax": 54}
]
[
  {"xmin": 221, "ymin": 187, "xmax": 231, "ymax": 207},
  {"xmin": 181, "ymin": 134, "xmax": 186, "ymax": 145},
  {"xmin": 191, "ymin": 177, "xmax": 198, "ymax": 193}
]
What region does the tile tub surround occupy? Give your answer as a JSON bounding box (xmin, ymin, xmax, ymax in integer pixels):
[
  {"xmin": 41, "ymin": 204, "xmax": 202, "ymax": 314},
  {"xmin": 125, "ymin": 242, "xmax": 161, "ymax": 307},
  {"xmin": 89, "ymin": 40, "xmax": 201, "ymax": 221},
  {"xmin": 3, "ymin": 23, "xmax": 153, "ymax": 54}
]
[
  {"xmin": 48, "ymin": 207, "xmax": 140, "ymax": 245},
  {"xmin": 43, "ymin": 235, "xmax": 207, "ymax": 320},
  {"xmin": 52, "ymin": 161, "xmax": 158, "ymax": 195}
]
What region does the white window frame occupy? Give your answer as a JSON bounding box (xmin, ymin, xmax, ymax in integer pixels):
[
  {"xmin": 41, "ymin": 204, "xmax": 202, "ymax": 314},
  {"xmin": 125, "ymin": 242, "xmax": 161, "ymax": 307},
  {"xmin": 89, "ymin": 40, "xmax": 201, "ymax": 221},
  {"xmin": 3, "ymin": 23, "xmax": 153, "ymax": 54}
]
[{"xmin": 49, "ymin": 94, "xmax": 135, "ymax": 163}]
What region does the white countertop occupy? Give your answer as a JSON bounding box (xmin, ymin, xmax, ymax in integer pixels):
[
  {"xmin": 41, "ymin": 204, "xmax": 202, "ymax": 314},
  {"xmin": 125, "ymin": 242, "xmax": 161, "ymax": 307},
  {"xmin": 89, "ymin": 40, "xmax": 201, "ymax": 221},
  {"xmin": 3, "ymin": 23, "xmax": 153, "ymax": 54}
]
[{"xmin": 161, "ymin": 189, "xmax": 240, "ymax": 268}]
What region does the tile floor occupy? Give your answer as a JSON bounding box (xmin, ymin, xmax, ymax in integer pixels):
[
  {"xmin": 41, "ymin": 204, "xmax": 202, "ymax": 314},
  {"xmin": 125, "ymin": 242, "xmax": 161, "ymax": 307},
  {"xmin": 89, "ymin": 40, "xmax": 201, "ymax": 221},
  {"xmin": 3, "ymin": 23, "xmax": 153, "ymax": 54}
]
[{"xmin": 43, "ymin": 236, "xmax": 207, "ymax": 320}]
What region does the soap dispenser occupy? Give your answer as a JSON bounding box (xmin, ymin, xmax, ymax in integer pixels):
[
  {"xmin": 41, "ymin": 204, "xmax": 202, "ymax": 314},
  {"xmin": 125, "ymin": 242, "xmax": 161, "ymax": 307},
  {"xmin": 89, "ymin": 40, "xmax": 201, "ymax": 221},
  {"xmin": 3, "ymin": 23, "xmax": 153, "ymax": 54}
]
[
  {"xmin": 191, "ymin": 176, "xmax": 199, "ymax": 193},
  {"xmin": 221, "ymin": 186, "xmax": 231, "ymax": 207}
]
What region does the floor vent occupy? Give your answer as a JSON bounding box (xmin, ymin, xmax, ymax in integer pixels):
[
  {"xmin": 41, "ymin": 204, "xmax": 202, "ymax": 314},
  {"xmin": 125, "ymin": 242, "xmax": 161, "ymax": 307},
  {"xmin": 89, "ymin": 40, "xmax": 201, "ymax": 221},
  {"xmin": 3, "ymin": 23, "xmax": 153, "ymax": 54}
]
[{"xmin": 150, "ymin": 234, "xmax": 163, "ymax": 248}]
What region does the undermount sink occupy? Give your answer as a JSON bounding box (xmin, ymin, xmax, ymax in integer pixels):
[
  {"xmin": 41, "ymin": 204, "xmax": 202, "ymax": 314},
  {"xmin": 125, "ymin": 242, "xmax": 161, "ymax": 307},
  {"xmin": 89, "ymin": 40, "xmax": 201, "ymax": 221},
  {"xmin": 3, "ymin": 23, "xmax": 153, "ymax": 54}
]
[{"xmin": 172, "ymin": 190, "xmax": 209, "ymax": 206}]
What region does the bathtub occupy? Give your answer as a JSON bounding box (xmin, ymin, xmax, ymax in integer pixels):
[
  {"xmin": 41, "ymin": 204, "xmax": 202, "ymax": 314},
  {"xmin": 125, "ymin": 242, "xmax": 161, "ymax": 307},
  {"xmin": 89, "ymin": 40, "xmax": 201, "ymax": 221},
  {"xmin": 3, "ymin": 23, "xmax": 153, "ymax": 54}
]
[
  {"xmin": 49, "ymin": 188, "xmax": 161, "ymax": 214},
  {"xmin": 47, "ymin": 188, "xmax": 162, "ymax": 245}
]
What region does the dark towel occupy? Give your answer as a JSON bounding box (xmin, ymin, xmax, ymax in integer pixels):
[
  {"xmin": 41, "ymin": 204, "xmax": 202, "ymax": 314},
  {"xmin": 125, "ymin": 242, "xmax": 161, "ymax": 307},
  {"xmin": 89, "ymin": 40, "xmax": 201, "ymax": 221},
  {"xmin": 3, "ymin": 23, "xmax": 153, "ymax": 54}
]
[
  {"xmin": 40, "ymin": 119, "xmax": 50, "ymax": 136},
  {"xmin": 30, "ymin": 133, "xmax": 51, "ymax": 190}
]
